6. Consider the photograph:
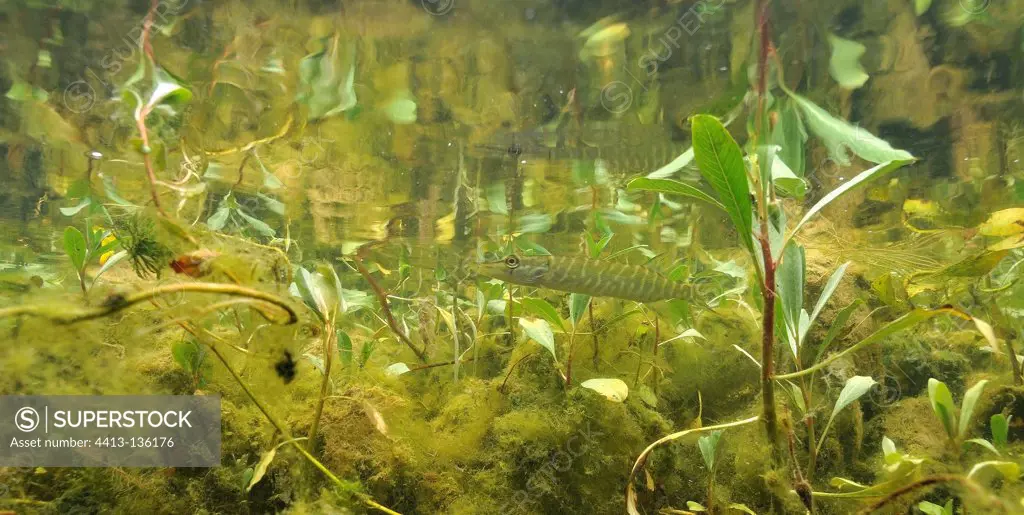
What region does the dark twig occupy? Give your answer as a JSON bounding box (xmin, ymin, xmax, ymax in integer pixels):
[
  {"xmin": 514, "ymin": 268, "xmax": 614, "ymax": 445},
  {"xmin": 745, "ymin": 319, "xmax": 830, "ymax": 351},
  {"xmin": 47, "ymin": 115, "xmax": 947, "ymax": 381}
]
[{"xmin": 353, "ymin": 247, "xmax": 428, "ymax": 362}]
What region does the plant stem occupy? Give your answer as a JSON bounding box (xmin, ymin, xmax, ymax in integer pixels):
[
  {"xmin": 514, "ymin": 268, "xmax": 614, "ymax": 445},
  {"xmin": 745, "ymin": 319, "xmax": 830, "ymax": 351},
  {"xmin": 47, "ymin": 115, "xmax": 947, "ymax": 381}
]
[
  {"xmin": 855, "ymin": 474, "xmax": 1009, "ymax": 515},
  {"xmin": 352, "ymin": 254, "xmax": 428, "ymax": 362},
  {"xmin": 759, "ymin": 232, "xmax": 779, "ymax": 446},
  {"xmin": 307, "ymin": 319, "xmax": 335, "ymax": 450},
  {"xmin": 0, "ymin": 283, "xmax": 298, "ymax": 325},
  {"xmin": 589, "ymin": 300, "xmax": 599, "ymax": 369},
  {"xmin": 137, "ymin": 0, "xmax": 167, "ymax": 218}
]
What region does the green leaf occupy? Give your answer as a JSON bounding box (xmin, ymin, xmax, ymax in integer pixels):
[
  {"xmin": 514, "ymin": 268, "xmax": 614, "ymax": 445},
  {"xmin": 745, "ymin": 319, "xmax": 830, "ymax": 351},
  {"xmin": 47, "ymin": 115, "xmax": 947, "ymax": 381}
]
[
  {"xmin": 915, "ymin": 0, "xmax": 933, "ymax": 16},
  {"xmin": 60, "ymin": 196, "xmax": 92, "ymax": 216},
  {"xmin": 728, "ymin": 503, "xmax": 758, "ymax": 515},
  {"xmin": 817, "ymin": 376, "xmax": 876, "ymax": 454},
  {"xmin": 815, "ymin": 298, "xmax": 862, "ymax": 363},
  {"xmin": 207, "ymin": 206, "xmax": 231, "ymax": 230},
  {"xmin": 292, "ymin": 267, "xmax": 328, "ymax": 323},
  {"xmin": 63, "ymin": 226, "xmax": 87, "ymax": 271},
  {"xmin": 519, "ymin": 317, "xmax": 556, "ymax": 360},
  {"xmin": 965, "ymin": 438, "xmax": 1001, "ymax": 456},
  {"xmin": 171, "ymin": 340, "xmax": 200, "ymax": 374},
  {"xmin": 809, "ymin": 262, "xmax": 850, "ymax": 329},
  {"xmin": 686, "ymin": 501, "xmax": 707, "ymax": 511},
  {"xmin": 772, "ymin": 100, "xmax": 807, "ymax": 177},
  {"xmin": 237, "ymin": 209, "xmax": 276, "ymax": 237},
  {"xmin": 787, "ymin": 92, "xmax": 915, "ymax": 166},
  {"xmin": 145, "ymin": 66, "xmax": 192, "ymax": 113},
  {"xmin": 337, "ymin": 329, "xmax": 352, "ymax": 367},
  {"xmin": 788, "ymin": 159, "xmax": 915, "ymax": 240},
  {"xmin": 928, "ymin": 378, "xmax": 958, "ymax": 439},
  {"xmin": 991, "ymin": 414, "xmax": 1010, "ymax": 449},
  {"xmin": 645, "ymin": 147, "xmax": 694, "ymax": 179},
  {"xmin": 579, "ymin": 378, "xmax": 629, "ymax": 402},
  {"xmin": 690, "ymin": 114, "xmax": 755, "ymax": 256},
  {"xmin": 569, "ymin": 293, "xmax": 591, "ymax": 327},
  {"xmin": 958, "ymin": 379, "xmax": 989, "ymax": 439},
  {"xmin": 827, "ymin": 34, "xmax": 869, "ymax": 89},
  {"xmin": 916, "ymin": 500, "xmax": 949, "ymax": 515},
  {"xmin": 967, "ymin": 460, "xmax": 1021, "ymax": 481},
  {"xmin": 94, "ymin": 249, "xmax": 127, "ymax": 283},
  {"xmin": 521, "ymin": 298, "xmax": 566, "ymax": 332},
  {"xmin": 769, "ymin": 150, "xmax": 807, "ymax": 197},
  {"xmin": 625, "ymin": 177, "xmax": 727, "ymax": 212},
  {"xmin": 698, "ymin": 429, "xmax": 723, "ymax": 470},
  {"xmin": 778, "ymin": 243, "xmax": 805, "ymax": 357}
]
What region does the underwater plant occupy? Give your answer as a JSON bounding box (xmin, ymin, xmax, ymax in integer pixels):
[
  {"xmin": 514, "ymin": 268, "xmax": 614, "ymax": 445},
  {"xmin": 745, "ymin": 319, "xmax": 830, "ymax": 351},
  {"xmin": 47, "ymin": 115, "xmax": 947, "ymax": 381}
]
[{"xmin": 62, "ymin": 222, "xmax": 125, "ymax": 298}]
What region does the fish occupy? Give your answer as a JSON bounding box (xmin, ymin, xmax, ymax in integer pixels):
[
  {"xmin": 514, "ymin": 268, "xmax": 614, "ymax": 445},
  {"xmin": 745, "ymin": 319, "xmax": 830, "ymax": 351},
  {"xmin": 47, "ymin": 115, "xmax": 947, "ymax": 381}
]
[{"xmin": 476, "ymin": 254, "xmax": 694, "ymax": 303}]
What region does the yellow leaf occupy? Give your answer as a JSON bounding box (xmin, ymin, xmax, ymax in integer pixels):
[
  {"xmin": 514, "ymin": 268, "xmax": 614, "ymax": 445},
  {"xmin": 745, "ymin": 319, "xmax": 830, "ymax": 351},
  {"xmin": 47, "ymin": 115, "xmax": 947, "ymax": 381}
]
[{"xmin": 978, "ymin": 208, "xmax": 1024, "ymax": 237}]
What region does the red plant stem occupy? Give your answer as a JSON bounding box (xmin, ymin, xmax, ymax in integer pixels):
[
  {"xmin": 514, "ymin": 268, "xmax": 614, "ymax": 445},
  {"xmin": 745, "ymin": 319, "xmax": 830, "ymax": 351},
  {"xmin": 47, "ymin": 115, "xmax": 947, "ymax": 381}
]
[
  {"xmin": 352, "ymin": 255, "xmax": 428, "ymax": 363},
  {"xmin": 759, "ymin": 233, "xmax": 778, "ymax": 446},
  {"xmin": 137, "ymin": 0, "xmax": 166, "ymax": 217}
]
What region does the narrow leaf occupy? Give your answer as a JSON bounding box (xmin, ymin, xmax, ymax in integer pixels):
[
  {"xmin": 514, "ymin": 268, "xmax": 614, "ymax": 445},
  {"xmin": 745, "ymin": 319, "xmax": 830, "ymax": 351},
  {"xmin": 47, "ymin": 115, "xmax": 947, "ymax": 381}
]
[
  {"xmin": 385, "ymin": 362, "xmax": 410, "ymax": 376},
  {"xmin": 967, "ymin": 460, "xmax": 1021, "ymax": 481},
  {"xmin": 787, "ymin": 92, "xmax": 915, "ymax": 165},
  {"xmin": 626, "ymin": 177, "xmax": 726, "ymax": 212},
  {"xmin": 247, "ymin": 447, "xmax": 278, "ymax": 492},
  {"xmin": 991, "ymin": 414, "xmax": 1009, "ymax": 449},
  {"xmin": 691, "ymin": 114, "xmax": 755, "ymax": 255},
  {"xmin": 928, "ymin": 378, "xmax": 958, "ymax": 438},
  {"xmin": 958, "ymin": 379, "xmax": 989, "ymax": 438},
  {"xmin": 789, "ymin": 159, "xmax": 915, "ymax": 240},
  {"xmin": 965, "ymin": 438, "xmax": 1000, "ymax": 456},
  {"xmin": 698, "ymin": 430, "xmax": 722, "ymax": 470},
  {"xmin": 569, "ymin": 293, "xmax": 591, "ymax": 327}
]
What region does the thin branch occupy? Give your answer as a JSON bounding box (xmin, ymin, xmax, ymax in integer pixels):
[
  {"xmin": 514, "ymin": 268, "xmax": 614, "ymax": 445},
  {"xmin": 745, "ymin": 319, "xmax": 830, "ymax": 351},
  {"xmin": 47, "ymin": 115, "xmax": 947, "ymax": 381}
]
[
  {"xmin": 0, "ymin": 283, "xmax": 298, "ymax": 325},
  {"xmin": 351, "ymin": 250, "xmax": 428, "ymax": 362}
]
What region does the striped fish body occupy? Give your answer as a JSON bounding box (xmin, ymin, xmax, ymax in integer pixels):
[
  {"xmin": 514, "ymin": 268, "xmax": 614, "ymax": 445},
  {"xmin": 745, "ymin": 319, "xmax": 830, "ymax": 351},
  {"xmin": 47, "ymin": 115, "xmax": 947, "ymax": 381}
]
[{"xmin": 477, "ymin": 254, "xmax": 691, "ymax": 303}]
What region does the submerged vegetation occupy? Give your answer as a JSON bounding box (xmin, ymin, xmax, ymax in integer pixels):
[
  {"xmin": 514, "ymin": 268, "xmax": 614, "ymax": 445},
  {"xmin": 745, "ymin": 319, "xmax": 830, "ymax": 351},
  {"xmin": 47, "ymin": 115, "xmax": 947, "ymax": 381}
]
[{"xmin": 2, "ymin": 0, "xmax": 1024, "ymax": 513}]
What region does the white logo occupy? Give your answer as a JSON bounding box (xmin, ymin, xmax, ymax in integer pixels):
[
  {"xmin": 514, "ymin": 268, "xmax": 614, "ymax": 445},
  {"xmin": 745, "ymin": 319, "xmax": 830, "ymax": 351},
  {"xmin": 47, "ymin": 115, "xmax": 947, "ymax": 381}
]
[{"xmin": 15, "ymin": 407, "xmax": 40, "ymax": 432}]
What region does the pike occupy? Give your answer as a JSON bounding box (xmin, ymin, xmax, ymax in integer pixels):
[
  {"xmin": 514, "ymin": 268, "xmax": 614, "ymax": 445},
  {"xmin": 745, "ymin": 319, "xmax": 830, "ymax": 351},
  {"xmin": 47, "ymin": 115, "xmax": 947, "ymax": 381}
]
[{"xmin": 476, "ymin": 254, "xmax": 696, "ymax": 303}]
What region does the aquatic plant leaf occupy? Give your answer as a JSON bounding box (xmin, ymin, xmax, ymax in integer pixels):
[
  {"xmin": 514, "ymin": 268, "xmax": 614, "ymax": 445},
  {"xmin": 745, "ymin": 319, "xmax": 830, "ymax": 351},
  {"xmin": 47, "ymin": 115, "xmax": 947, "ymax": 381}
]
[
  {"xmin": 881, "ymin": 436, "xmax": 899, "ymax": 465},
  {"xmin": 827, "ymin": 34, "xmax": 869, "ymax": 89},
  {"xmin": 94, "ymin": 250, "xmax": 127, "ymax": 283},
  {"xmin": 992, "ymin": 414, "xmax": 1010, "ymax": 449},
  {"xmin": 967, "ymin": 461, "xmax": 1021, "ymax": 481},
  {"xmin": 966, "ymin": 438, "xmax": 1000, "ymax": 456},
  {"xmin": 928, "ymin": 378, "xmax": 957, "ymax": 439},
  {"xmin": 237, "ymin": 209, "xmax": 276, "ymax": 238},
  {"xmin": 63, "ymin": 226, "xmax": 87, "ymax": 272},
  {"xmin": 60, "ymin": 196, "xmax": 92, "ymax": 216},
  {"xmin": 247, "ymin": 443, "xmax": 284, "ymax": 492},
  {"xmin": 337, "ymin": 329, "xmax": 352, "ymax": 367},
  {"xmin": 958, "ymin": 379, "xmax": 989, "ymax": 438},
  {"xmin": 645, "ymin": 147, "xmax": 694, "ymax": 179},
  {"xmin": 580, "ymin": 378, "xmax": 628, "ymax": 402},
  {"xmin": 569, "ymin": 293, "xmax": 591, "ymax": 327},
  {"xmin": 770, "ymin": 150, "xmax": 806, "ymax": 197},
  {"xmin": 385, "ymin": 363, "xmax": 410, "ymax": 376},
  {"xmin": 145, "ymin": 66, "xmax": 192, "ymax": 113},
  {"xmin": 293, "ymin": 267, "xmax": 329, "ymax": 322},
  {"xmin": 698, "ymin": 429, "xmax": 722, "ymax": 470},
  {"xmin": 728, "ymin": 504, "xmax": 757, "ymax": 515},
  {"xmin": 626, "ymin": 177, "xmax": 726, "ymax": 212},
  {"xmin": 686, "ymin": 501, "xmax": 707, "ymax": 511},
  {"xmin": 5, "ymin": 80, "xmax": 49, "ymax": 102},
  {"xmin": 772, "ymin": 100, "xmax": 807, "ymax": 177},
  {"xmin": 789, "ymin": 159, "xmax": 915, "ymax": 241},
  {"xmin": 787, "ymin": 92, "xmax": 914, "ymax": 166},
  {"xmin": 207, "ymin": 206, "xmax": 230, "ymax": 231},
  {"xmin": 818, "ymin": 376, "xmax": 875, "ymax": 453},
  {"xmin": 977, "ymin": 208, "xmax": 1024, "ymax": 236},
  {"xmin": 915, "ymin": 0, "xmax": 933, "ymax": 15},
  {"xmin": 520, "ymin": 317, "xmax": 556, "ymax": 360},
  {"xmin": 690, "ymin": 114, "xmax": 755, "ymax": 256},
  {"xmin": 806, "ymin": 262, "xmax": 851, "ymax": 343},
  {"xmin": 521, "ymin": 298, "xmax": 565, "ymax": 332},
  {"xmin": 385, "ymin": 94, "xmax": 417, "ymax": 124},
  {"xmin": 778, "ymin": 242, "xmax": 805, "ymax": 357},
  {"xmin": 362, "ymin": 400, "xmax": 388, "ymax": 435}
]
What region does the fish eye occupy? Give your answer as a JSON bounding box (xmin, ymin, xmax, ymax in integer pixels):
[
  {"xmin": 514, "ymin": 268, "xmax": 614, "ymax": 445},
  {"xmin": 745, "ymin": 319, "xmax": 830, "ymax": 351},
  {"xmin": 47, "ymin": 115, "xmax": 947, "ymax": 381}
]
[{"xmin": 504, "ymin": 255, "xmax": 520, "ymax": 268}]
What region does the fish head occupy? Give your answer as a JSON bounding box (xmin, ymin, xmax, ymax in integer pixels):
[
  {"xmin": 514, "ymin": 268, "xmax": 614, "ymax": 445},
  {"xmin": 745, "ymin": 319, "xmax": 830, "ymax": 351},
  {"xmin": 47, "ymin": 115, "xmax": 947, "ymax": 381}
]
[{"xmin": 476, "ymin": 253, "xmax": 551, "ymax": 285}]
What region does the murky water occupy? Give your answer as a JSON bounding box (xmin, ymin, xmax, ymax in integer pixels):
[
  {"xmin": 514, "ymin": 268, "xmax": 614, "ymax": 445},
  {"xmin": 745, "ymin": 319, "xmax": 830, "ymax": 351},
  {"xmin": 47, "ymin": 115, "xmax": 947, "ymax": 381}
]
[{"xmin": 1, "ymin": 0, "xmax": 1023, "ymax": 514}]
